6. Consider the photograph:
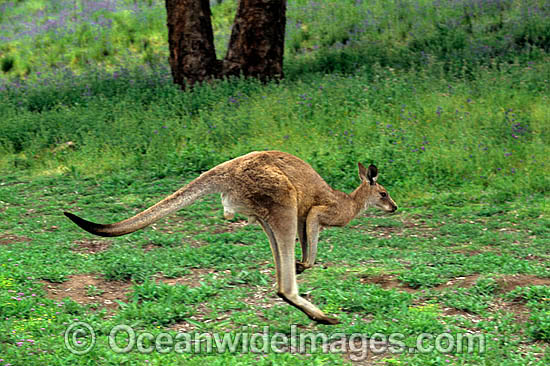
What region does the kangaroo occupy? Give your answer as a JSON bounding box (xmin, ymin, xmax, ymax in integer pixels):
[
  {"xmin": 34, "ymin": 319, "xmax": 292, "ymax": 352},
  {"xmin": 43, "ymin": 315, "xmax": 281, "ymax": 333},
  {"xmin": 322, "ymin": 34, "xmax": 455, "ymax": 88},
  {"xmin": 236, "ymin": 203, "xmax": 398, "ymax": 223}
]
[{"xmin": 64, "ymin": 150, "xmax": 397, "ymax": 324}]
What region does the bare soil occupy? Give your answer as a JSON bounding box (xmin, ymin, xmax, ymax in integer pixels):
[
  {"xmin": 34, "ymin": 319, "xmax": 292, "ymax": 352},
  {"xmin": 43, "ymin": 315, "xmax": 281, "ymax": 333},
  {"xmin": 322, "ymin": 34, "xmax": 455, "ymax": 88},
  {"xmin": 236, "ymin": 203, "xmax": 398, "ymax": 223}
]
[
  {"xmin": 323, "ymin": 337, "xmax": 391, "ymax": 366},
  {"xmin": 71, "ymin": 239, "xmax": 112, "ymax": 254},
  {"xmin": 41, "ymin": 274, "xmax": 131, "ymax": 311},
  {"xmin": 156, "ymin": 267, "xmax": 227, "ymax": 288},
  {"xmin": 170, "ymin": 265, "xmax": 283, "ymax": 332},
  {"xmin": 494, "ymin": 274, "xmax": 550, "ymax": 293},
  {"xmin": 433, "ymin": 274, "xmax": 481, "ymax": 290},
  {"xmin": 362, "ymin": 273, "xmax": 550, "ymax": 327},
  {"xmin": 361, "ymin": 272, "xmax": 550, "ymax": 293},
  {"xmin": 0, "ymin": 234, "xmax": 31, "ymax": 245},
  {"xmin": 489, "ymin": 299, "xmax": 531, "ymax": 323},
  {"xmin": 359, "ymin": 274, "xmax": 418, "ymax": 293},
  {"xmin": 211, "ymin": 220, "xmax": 251, "ymax": 234},
  {"xmin": 353, "ymin": 218, "xmax": 438, "ymax": 240}
]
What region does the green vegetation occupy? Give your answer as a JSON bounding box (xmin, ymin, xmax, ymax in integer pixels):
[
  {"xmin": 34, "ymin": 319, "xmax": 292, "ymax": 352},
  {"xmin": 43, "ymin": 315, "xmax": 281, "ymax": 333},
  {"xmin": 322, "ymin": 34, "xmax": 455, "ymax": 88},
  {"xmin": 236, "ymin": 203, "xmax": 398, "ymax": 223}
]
[{"xmin": 1, "ymin": 0, "xmax": 549, "ymax": 365}]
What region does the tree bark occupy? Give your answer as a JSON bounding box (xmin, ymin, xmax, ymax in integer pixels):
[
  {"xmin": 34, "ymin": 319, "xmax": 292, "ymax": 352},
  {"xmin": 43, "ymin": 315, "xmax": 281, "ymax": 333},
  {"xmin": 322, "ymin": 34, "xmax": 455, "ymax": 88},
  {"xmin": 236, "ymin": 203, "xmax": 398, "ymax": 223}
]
[
  {"xmin": 165, "ymin": 0, "xmax": 221, "ymax": 87},
  {"xmin": 223, "ymin": 0, "xmax": 287, "ymax": 81},
  {"xmin": 165, "ymin": 0, "xmax": 287, "ymax": 88}
]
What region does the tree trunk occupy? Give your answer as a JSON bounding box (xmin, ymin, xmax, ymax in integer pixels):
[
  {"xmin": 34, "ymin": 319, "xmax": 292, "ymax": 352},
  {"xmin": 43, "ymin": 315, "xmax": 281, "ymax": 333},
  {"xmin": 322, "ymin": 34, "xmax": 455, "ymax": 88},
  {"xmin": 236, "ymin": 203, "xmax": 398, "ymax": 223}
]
[
  {"xmin": 223, "ymin": 0, "xmax": 287, "ymax": 81},
  {"xmin": 165, "ymin": 0, "xmax": 221, "ymax": 87},
  {"xmin": 165, "ymin": 0, "xmax": 287, "ymax": 88}
]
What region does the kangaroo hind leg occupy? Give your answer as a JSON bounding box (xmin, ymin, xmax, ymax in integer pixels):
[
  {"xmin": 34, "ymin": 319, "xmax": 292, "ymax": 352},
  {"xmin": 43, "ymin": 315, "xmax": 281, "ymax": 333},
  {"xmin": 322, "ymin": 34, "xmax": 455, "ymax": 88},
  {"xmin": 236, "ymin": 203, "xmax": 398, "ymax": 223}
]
[{"xmin": 260, "ymin": 208, "xmax": 339, "ymax": 325}]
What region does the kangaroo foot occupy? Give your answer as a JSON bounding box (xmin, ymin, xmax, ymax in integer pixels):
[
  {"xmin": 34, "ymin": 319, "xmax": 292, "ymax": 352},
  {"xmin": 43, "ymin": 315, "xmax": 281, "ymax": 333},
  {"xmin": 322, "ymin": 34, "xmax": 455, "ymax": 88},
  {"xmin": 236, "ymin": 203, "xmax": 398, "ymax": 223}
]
[
  {"xmin": 314, "ymin": 316, "xmax": 340, "ymax": 325},
  {"xmin": 295, "ymin": 261, "xmax": 310, "ymax": 274}
]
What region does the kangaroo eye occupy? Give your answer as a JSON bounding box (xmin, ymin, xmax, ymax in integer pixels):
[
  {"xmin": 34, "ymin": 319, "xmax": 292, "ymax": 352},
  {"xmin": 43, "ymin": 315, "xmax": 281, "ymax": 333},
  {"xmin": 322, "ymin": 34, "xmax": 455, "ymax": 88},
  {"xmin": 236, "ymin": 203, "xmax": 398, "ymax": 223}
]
[{"xmin": 380, "ymin": 192, "xmax": 387, "ymax": 197}]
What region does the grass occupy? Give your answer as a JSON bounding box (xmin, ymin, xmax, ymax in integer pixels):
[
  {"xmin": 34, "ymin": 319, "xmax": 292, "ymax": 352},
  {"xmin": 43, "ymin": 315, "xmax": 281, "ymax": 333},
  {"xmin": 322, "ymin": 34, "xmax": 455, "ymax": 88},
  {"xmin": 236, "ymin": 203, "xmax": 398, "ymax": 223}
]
[
  {"xmin": 1, "ymin": 0, "xmax": 550, "ymax": 365},
  {"xmin": 1, "ymin": 174, "xmax": 550, "ymax": 365},
  {"xmin": 1, "ymin": 60, "xmax": 549, "ymax": 199}
]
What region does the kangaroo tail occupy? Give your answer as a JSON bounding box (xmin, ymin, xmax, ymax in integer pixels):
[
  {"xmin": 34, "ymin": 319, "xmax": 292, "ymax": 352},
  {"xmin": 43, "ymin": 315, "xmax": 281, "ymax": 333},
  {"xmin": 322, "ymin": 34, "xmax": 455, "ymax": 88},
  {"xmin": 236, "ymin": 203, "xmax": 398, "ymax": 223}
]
[{"xmin": 64, "ymin": 171, "xmax": 220, "ymax": 237}]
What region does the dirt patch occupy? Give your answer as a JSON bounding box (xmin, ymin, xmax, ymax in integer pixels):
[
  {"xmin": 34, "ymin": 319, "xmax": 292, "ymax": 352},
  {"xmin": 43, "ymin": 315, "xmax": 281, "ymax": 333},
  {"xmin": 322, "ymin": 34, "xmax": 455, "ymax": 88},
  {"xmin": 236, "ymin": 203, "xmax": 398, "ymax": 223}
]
[
  {"xmin": 0, "ymin": 234, "xmax": 31, "ymax": 245},
  {"xmin": 360, "ymin": 273, "xmax": 550, "ymax": 294},
  {"xmin": 424, "ymin": 274, "xmax": 550, "ymax": 293},
  {"xmin": 362, "ymin": 273, "xmax": 550, "ymax": 329},
  {"xmin": 236, "ymin": 267, "xmax": 282, "ymax": 317},
  {"xmin": 492, "ymin": 225, "xmax": 522, "ymax": 234},
  {"xmin": 142, "ymin": 243, "xmax": 159, "ymax": 252},
  {"xmin": 495, "ymin": 274, "xmax": 550, "ymax": 293},
  {"xmin": 369, "ymin": 226, "xmax": 403, "ymax": 239},
  {"xmin": 165, "ymin": 268, "xmax": 230, "ymax": 333},
  {"xmin": 171, "ymin": 283, "xmax": 284, "ymax": 333},
  {"xmin": 243, "ymin": 286, "xmax": 282, "ymax": 311},
  {"xmin": 522, "ymin": 254, "xmax": 548, "ymax": 262},
  {"xmin": 171, "ymin": 302, "xmax": 213, "ymax": 333},
  {"xmin": 354, "ymin": 218, "xmax": 438, "ymax": 240},
  {"xmin": 437, "ymin": 308, "xmax": 488, "ymax": 335},
  {"xmin": 322, "ymin": 337, "xmax": 390, "ymax": 366},
  {"xmin": 156, "ymin": 267, "xmax": 228, "ymax": 288},
  {"xmin": 169, "ymin": 266, "xmax": 285, "ymax": 332},
  {"xmin": 360, "ymin": 274, "xmax": 417, "ymax": 293},
  {"xmin": 433, "ymin": 275, "xmax": 481, "ymax": 291},
  {"xmin": 440, "ymin": 275, "xmax": 550, "ymax": 323},
  {"xmin": 182, "ymin": 234, "xmax": 211, "ymax": 248},
  {"xmin": 147, "ymin": 217, "xmax": 252, "ymax": 248},
  {"xmin": 442, "ymin": 299, "xmax": 530, "ymax": 324},
  {"xmin": 360, "ymin": 274, "xmax": 481, "ymax": 293},
  {"xmin": 154, "ymin": 214, "xmax": 215, "ymax": 236},
  {"xmin": 185, "ymin": 239, "xmax": 210, "ymax": 248},
  {"xmin": 71, "ymin": 239, "xmax": 112, "ymax": 254},
  {"xmin": 490, "ymin": 299, "xmax": 531, "ymax": 323},
  {"xmin": 41, "ymin": 274, "xmax": 131, "ymax": 311},
  {"xmin": 211, "ymin": 220, "xmax": 251, "ymax": 234},
  {"xmin": 441, "ymin": 306, "xmax": 473, "ymax": 317}
]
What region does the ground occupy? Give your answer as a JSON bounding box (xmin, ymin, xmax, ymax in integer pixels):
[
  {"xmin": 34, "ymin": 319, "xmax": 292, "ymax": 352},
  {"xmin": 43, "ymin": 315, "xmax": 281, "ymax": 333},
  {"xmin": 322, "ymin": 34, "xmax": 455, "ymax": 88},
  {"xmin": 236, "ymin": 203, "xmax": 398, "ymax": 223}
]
[{"xmin": 1, "ymin": 174, "xmax": 549, "ymax": 365}]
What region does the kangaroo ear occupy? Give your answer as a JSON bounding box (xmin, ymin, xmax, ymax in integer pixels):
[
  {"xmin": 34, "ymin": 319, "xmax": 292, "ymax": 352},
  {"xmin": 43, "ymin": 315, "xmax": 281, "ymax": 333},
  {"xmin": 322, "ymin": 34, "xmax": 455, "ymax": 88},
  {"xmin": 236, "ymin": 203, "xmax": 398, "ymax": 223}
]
[
  {"xmin": 367, "ymin": 164, "xmax": 378, "ymax": 185},
  {"xmin": 358, "ymin": 162, "xmax": 368, "ymax": 182}
]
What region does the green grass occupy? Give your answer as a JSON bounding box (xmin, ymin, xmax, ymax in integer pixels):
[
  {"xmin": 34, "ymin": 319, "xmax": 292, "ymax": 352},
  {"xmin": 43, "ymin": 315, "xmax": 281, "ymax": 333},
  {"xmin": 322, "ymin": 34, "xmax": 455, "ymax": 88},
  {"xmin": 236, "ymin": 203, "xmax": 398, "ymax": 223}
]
[
  {"xmin": 1, "ymin": 0, "xmax": 550, "ymax": 365},
  {"xmin": 1, "ymin": 61, "xmax": 549, "ymax": 200},
  {"xmin": 1, "ymin": 174, "xmax": 550, "ymax": 365}
]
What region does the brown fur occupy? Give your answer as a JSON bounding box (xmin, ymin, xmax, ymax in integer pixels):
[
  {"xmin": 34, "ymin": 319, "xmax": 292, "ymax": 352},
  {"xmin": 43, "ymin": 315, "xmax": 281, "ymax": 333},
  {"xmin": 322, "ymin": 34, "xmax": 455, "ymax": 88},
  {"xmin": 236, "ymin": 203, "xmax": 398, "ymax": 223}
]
[{"xmin": 65, "ymin": 150, "xmax": 397, "ymax": 324}]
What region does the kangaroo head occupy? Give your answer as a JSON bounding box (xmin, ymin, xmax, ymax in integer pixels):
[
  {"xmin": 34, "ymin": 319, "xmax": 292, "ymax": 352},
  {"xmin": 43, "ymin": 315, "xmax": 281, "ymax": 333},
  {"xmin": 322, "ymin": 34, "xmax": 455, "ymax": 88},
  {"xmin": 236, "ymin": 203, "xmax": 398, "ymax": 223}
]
[{"xmin": 358, "ymin": 162, "xmax": 398, "ymax": 213}]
